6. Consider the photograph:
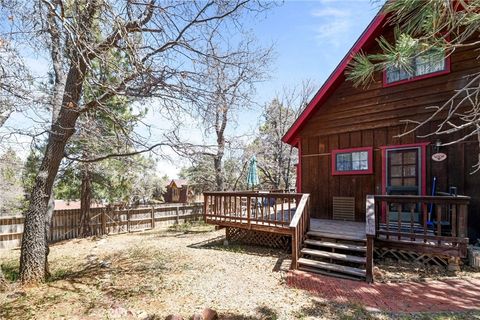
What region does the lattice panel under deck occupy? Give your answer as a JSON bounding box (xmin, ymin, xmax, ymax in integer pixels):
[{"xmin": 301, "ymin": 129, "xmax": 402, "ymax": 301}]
[
  {"xmin": 225, "ymin": 227, "xmax": 291, "ymax": 251},
  {"xmin": 374, "ymin": 248, "xmax": 452, "ymax": 267}
]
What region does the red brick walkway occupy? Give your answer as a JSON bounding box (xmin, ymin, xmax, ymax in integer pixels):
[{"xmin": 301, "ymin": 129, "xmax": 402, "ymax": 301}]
[{"xmin": 287, "ymin": 270, "xmax": 480, "ymax": 312}]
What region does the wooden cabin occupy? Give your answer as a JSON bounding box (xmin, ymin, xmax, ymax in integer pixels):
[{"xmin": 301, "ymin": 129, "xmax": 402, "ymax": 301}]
[
  {"xmin": 164, "ymin": 179, "xmax": 189, "ymax": 203},
  {"xmin": 203, "ymin": 10, "xmax": 477, "ymax": 282}
]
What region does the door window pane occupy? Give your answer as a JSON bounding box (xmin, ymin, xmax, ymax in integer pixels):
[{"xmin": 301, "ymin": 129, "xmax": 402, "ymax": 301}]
[
  {"xmin": 403, "ymin": 151, "xmax": 417, "ymax": 164},
  {"xmin": 389, "ymin": 152, "xmax": 403, "ymax": 165},
  {"xmin": 387, "ymin": 148, "xmax": 420, "ymax": 195},
  {"xmin": 390, "ymin": 166, "xmax": 402, "ymax": 177}
]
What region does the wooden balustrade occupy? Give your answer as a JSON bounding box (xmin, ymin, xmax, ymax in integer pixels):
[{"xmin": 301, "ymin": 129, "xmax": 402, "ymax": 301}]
[
  {"xmin": 203, "ymin": 191, "xmax": 311, "ymax": 268},
  {"xmin": 289, "ymin": 194, "xmax": 310, "ymax": 269},
  {"xmin": 203, "ymin": 191, "xmax": 303, "ymax": 232},
  {"xmin": 369, "ymin": 195, "xmax": 470, "ymax": 257}
]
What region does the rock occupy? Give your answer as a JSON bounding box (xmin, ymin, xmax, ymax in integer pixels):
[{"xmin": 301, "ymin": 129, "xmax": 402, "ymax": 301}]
[
  {"xmin": 190, "ymin": 314, "xmax": 203, "ymax": 320},
  {"xmin": 86, "ymin": 254, "xmax": 98, "ymax": 262},
  {"xmin": 110, "ymin": 306, "xmax": 128, "ymax": 318},
  {"xmin": 223, "ymin": 240, "xmax": 229, "ymax": 246},
  {"xmin": 136, "ymin": 310, "xmax": 148, "ymax": 319},
  {"xmin": 373, "ymin": 266, "xmax": 384, "ymax": 279},
  {"xmin": 6, "ymin": 291, "xmax": 26, "ymax": 299},
  {"xmin": 99, "ymin": 260, "xmax": 111, "ymax": 268},
  {"xmin": 165, "ymin": 315, "xmax": 184, "ymax": 320},
  {"xmin": 202, "ymin": 308, "xmax": 218, "ymax": 320}
]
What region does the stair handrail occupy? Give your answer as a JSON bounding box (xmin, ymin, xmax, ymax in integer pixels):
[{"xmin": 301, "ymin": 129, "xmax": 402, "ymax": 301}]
[{"xmin": 289, "ymin": 193, "xmax": 310, "ymax": 269}]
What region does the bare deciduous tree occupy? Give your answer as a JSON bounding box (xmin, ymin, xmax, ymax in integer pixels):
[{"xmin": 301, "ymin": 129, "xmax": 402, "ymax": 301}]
[
  {"xmin": 167, "ymin": 42, "xmax": 272, "ymax": 191},
  {"xmin": 1, "ymin": 0, "xmax": 271, "ymax": 284},
  {"xmin": 0, "ymin": 36, "xmax": 32, "ymax": 128}
]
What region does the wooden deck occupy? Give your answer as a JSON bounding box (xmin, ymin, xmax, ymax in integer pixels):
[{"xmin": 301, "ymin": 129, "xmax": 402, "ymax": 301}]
[
  {"xmin": 204, "ymin": 192, "xmax": 471, "ymax": 282},
  {"xmin": 310, "ymin": 219, "xmax": 366, "ymax": 241}
]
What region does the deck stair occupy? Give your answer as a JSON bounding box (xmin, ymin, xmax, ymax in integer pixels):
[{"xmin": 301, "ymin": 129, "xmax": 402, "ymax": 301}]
[{"xmin": 298, "ymin": 230, "xmax": 367, "ymax": 280}]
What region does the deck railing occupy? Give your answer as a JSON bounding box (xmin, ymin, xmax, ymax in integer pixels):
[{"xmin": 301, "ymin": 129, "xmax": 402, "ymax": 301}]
[
  {"xmin": 289, "ymin": 194, "xmax": 310, "ymax": 269},
  {"xmin": 369, "ymin": 195, "xmax": 470, "ymax": 255},
  {"xmin": 203, "ymin": 191, "xmax": 303, "ymax": 232}
]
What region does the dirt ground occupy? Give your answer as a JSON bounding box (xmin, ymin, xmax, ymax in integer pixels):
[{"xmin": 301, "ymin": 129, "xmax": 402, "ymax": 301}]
[{"xmin": 0, "ymin": 223, "xmax": 479, "ymax": 320}]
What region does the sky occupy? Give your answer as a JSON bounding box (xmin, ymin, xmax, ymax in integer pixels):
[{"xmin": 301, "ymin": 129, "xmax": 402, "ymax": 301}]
[
  {"xmin": 153, "ymin": 0, "xmax": 382, "ymax": 177},
  {"xmin": 1, "ymin": 0, "xmax": 382, "ymax": 178}
]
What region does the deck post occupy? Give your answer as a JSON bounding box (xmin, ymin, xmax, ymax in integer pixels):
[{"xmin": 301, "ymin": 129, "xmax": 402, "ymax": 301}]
[
  {"xmin": 291, "ymin": 232, "xmax": 297, "ymax": 269},
  {"xmin": 247, "ymin": 196, "xmax": 251, "ymax": 228},
  {"xmin": 458, "ymin": 204, "xmax": 468, "ymax": 238},
  {"xmin": 366, "ymin": 235, "xmax": 374, "ymax": 283},
  {"xmin": 203, "ymin": 194, "xmax": 208, "ymax": 223},
  {"xmin": 365, "ymin": 195, "xmax": 376, "ymax": 283}
]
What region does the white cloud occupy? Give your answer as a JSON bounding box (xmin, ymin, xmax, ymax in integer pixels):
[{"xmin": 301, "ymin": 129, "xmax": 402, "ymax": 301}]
[
  {"xmin": 314, "ymin": 19, "xmax": 351, "ymax": 45},
  {"xmin": 310, "ymin": 6, "xmax": 353, "ymax": 48},
  {"xmin": 311, "ymin": 8, "xmax": 350, "ymax": 18}
]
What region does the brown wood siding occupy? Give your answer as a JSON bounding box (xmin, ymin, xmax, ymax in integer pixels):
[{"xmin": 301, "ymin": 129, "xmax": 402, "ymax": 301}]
[{"xmin": 298, "ymin": 40, "xmax": 480, "ymax": 241}]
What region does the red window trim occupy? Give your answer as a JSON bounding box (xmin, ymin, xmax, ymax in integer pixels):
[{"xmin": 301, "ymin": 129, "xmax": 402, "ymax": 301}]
[
  {"xmin": 331, "ymin": 147, "xmax": 373, "ymax": 176},
  {"xmin": 294, "ymin": 138, "xmax": 302, "ymax": 192},
  {"xmin": 382, "ymin": 54, "xmax": 451, "ymax": 88},
  {"xmin": 379, "ymin": 142, "xmax": 429, "ymax": 223}
]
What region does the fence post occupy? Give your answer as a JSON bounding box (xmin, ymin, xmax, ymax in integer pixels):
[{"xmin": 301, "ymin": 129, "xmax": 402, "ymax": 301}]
[
  {"xmin": 50, "ymin": 212, "xmax": 55, "ymax": 242},
  {"xmin": 127, "ymin": 209, "xmax": 131, "ymax": 233},
  {"xmin": 101, "ymin": 209, "xmax": 107, "ymax": 235},
  {"xmin": 176, "ymin": 206, "xmax": 180, "ymax": 225},
  {"xmin": 151, "ymin": 207, "xmax": 155, "ymax": 229}
]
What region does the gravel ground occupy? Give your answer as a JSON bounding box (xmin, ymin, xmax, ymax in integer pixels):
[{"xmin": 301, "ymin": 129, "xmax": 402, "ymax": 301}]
[
  {"xmin": 0, "ymin": 225, "xmax": 353, "ymax": 319},
  {"xmin": 0, "ymin": 224, "xmax": 478, "ymax": 320}
]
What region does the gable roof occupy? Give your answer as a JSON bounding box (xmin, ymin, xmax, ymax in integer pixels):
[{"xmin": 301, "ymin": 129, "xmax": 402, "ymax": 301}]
[
  {"xmin": 282, "ymin": 10, "xmax": 388, "ymax": 145},
  {"xmin": 169, "ymin": 179, "xmax": 188, "ymax": 188}
]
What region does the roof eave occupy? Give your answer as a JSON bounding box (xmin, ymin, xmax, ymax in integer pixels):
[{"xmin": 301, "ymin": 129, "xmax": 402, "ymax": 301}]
[{"xmin": 282, "ymin": 12, "xmax": 388, "ymax": 146}]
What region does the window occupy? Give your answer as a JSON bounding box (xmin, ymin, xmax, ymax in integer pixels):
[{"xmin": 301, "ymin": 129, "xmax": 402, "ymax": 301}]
[
  {"xmin": 386, "ymin": 148, "xmax": 420, "ymax": 195},
  {"xmin": 331, "ymin": 147, "xmax": 373, "ymax": 175},
  {"xmin": 384, "ymin": 48, "xmax": 448, "ymax": 85}
]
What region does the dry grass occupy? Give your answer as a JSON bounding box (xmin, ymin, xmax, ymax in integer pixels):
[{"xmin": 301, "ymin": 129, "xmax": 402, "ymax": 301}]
[
  {"xmin": 375, "ymin": 258, "xmax": 480, "ymax": 283},
  {"xmin": 0, "ymin": 223, "xmax": 479, "ymax": 320}
]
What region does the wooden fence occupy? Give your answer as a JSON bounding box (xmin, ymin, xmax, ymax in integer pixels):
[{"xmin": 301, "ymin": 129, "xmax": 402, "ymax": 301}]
[{"xmin": 0, "ymin": 203, "xmax": 203, "ymax": 250}]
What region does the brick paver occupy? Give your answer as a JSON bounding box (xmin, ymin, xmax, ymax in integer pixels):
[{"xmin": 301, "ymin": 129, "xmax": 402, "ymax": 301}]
[{"xmin": 287, "ymin": 270, "xmax": 480, "ymax": 312}]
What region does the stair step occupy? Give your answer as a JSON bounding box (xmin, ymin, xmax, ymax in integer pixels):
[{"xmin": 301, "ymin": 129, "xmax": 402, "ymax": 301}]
[
  {"xmin": 307, "ymin": 231, "xmax": 366, "ymax": 242},
  {"xmin": 299, "ymin": 266, "xmax": 363, "ymax": 281},
  {"xmin": 301, "ymin": 248, "xmax": 366, "ymax": 264},
  {"xmin": 304, "ymin": 239, "xmax": 367, "ymax": 252},
  {"xmin": 298, "ymin": 258, "xmax": 366, "ymax": 277}
]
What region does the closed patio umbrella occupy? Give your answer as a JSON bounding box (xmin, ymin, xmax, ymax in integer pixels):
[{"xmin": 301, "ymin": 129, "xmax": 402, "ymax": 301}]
[{"xmin": 246, "ymin": 155, "xmax": 259, "ymax": 190}]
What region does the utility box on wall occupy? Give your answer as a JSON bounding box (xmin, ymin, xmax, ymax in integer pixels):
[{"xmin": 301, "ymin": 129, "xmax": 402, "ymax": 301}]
[{"xmin": 468, "ymin": 245, "xmax": 480, "ymax": 269}]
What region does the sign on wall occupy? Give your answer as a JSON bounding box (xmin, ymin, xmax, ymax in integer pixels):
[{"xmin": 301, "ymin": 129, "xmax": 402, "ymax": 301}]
[{"xmin": 432, "ymin": 152, "xmax": 447, "ymax": 162}]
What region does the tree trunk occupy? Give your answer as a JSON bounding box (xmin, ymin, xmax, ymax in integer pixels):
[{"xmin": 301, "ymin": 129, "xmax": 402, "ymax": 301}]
[
  {"xmin": 44, "ymin": 193, "xmax": 55, "ymax": 278},
  {"xmin": 79, "ymin": 165, "xmax": 92, "ymax": 237},
  {"xmin": 214, "ymin": 104, "xmax": 227, "ymax": 191},
  {"xmin": 214, "ymin": 155, "xmax": 224, "ymax": 191},
  {"xmin": 19, "ymin": 61, "xmax": 86, "ymax": 285}
]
